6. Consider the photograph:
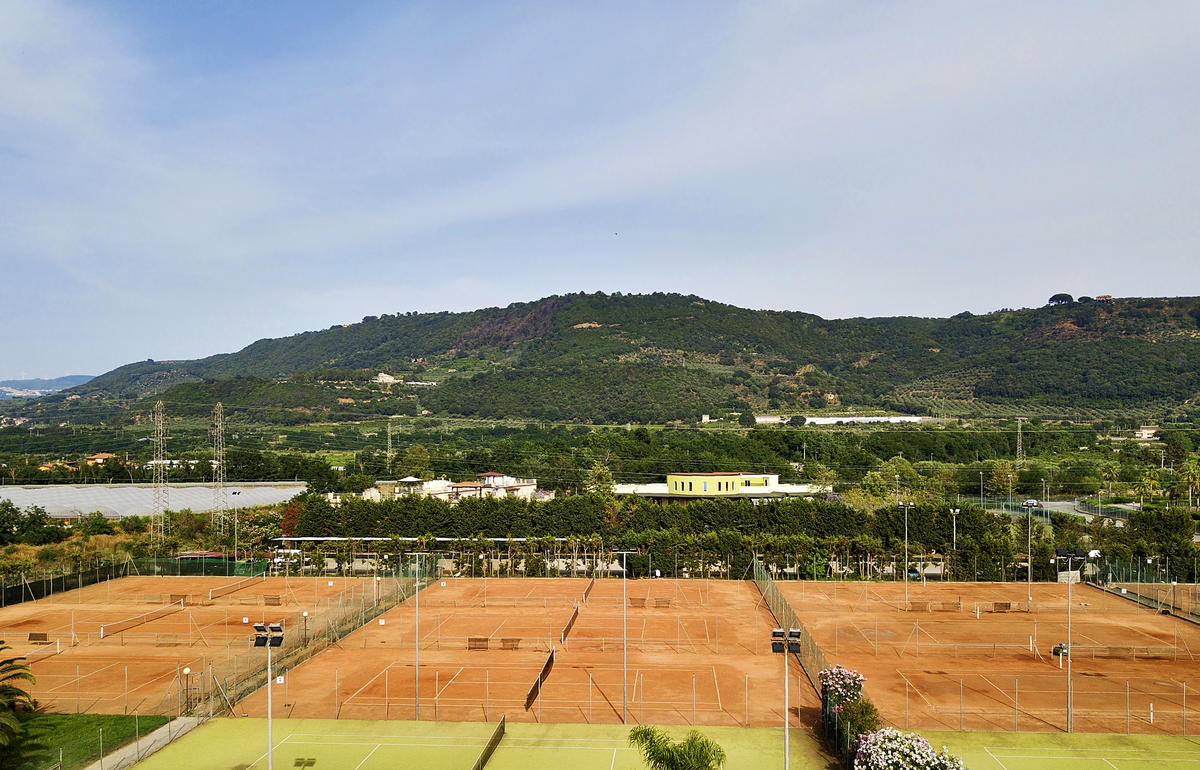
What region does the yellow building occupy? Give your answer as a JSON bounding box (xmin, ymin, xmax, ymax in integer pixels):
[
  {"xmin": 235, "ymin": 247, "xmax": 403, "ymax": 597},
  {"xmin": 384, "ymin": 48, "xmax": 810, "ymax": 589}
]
[{"xmin": 665, "ymin": 472, "xmax": 779, "ymax": 497}]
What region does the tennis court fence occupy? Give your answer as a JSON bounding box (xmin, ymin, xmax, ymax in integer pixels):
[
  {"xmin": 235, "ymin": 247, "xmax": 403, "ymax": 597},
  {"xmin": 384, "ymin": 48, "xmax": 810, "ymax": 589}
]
[
  {"xmin": 751, "ymin": 556, "xmax": 828, "ymax": 692},
  {"xmin": 1090, "ymin": 560, "xmax": 1200, "ymax": 624},
  {"xmin": 134, "ymin": 555, "xmax": 438, "ymax": 718}
]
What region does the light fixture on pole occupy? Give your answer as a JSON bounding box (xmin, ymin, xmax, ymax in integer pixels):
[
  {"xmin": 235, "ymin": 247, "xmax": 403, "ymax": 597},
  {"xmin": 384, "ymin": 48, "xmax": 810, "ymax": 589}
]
[
  {"xmin": 181, "ymin": 667, "xmax": 192, "ymax": 713},
  {"xmin": 614, "ymin": 549, "xmax": 637, "ymax": 724},
  {"xmin": 253, "ymin": 621, "xmax": 284, "ymax": 770},
  {"xmin": 899, "ymin": 502, "xmax": 915, "ymax": 608},
  {"xmin": 771, "ymin": 627, "xmax": 801, "ymax": 770},
  {"xmin": 302, "ymin": 611, "xmax": 309, "ymax": 646}
]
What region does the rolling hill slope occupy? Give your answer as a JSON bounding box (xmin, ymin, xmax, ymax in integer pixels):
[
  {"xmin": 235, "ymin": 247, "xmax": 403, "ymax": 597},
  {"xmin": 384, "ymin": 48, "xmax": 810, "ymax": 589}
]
[{"xmin": 6, "ymin": 293, "xmax": 1199, "ymax": 424}]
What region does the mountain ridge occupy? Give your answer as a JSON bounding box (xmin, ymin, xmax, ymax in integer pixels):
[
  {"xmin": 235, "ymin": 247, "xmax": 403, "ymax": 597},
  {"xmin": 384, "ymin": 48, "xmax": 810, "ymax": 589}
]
[{"xmin": 6, "ymin": 292, "xmax": 1200, "ymax": 423}]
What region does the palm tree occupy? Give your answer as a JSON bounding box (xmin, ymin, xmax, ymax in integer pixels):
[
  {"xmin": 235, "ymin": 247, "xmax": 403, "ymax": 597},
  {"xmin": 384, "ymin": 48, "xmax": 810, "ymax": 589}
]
[
  {"xmin": 1180, "ymin": 458, "xmax": 1200, "ymax": 510},
  {"xmin": 0, "ymin": 640, "xmax": 35, "ymax": 752},
  {"xmin": 628, "ymin": 726, "xmax": 726, "ymax": 770},
  {"xmin": 1135, "ymin": 471, "xmax": 1160, "ymax": 509}
]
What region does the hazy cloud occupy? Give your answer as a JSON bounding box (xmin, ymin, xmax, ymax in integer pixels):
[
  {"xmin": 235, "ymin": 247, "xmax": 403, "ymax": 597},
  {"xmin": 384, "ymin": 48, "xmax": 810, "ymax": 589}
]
[{"xmin": 2, "ymin": 0, "xmax": 1197, "ymax": 377}]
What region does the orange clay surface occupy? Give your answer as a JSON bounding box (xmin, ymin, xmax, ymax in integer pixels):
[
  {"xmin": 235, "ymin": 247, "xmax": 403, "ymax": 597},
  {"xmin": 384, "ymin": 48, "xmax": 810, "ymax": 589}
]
[
  {"xmin": 236, "ymin": 577, "xmax": 820, "ymax": 727},
  {"xmin": 0, "ymin": 574, "xmax": 378, "ymax": 714},
  {"xmin": 777, "ymin": 580, "xmax": 1200, "ymax": 734}
]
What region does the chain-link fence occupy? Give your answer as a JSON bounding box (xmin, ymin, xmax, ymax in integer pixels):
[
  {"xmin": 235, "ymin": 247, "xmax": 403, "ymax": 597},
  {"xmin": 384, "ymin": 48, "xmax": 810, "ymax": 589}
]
[
  {"xmin": 751, "ymin": 556, "xmax": 828, "ymax": 692},
  {"xmin": 1089, "ymin": 558, "xmax": 1200, "ymax": 623}
]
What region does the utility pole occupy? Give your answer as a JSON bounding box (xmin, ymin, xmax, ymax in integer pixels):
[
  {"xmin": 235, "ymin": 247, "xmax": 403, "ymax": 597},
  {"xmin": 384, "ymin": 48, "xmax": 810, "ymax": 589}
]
[
  {"xmin": 1016, "ymin": 418, "xmax": 1025, "ymax": 469},
  {"xmin": 152, "ymin": 401, "xmax": 168, "ymax": 542},
  {"xmin": 211, "ymin": 403, "xmax": 227, "ymax": 533},
  {"xmin": 386, "ymin": 420, "xmax": 395, "ymax": 471}
]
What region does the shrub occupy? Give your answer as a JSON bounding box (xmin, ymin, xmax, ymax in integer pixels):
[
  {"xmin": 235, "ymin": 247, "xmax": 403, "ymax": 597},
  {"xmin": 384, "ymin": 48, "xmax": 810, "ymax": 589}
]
[
  {"xmin": 819, "ymin": 664, "xmax": 865, "ymax": 715},
  {"xmin": 853, "ymin": 727, "xmax": 964, "ymax": 770}
]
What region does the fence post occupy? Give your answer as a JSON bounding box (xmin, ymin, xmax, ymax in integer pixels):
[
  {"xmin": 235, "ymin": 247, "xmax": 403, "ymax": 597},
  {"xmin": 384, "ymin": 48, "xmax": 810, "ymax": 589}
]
[
  {"xmin": 1126, "ymin": 681, "xmax": 1130, "ymax": 733},
  {"xmin": 1014, "ymin": 678, "xmax": 1018, "ymax": 731},
  {"xmin": 745, "ymin": 673, "xmax": 749, "ymax": 727},
  {"xmin": 960, "ymin": 679, "xmax": 964, "ymax": 730}
]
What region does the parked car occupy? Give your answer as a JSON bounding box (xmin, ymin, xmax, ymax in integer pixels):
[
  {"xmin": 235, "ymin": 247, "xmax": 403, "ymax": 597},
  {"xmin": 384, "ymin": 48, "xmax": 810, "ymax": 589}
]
[{"xmin": 1022, "ymin": 499, "xmax": 1043, "ymax": 508}]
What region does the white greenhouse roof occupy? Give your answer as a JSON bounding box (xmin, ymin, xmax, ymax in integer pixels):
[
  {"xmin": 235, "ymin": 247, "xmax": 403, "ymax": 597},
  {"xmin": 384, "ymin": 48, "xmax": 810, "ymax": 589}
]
[{"xmin": 0, "ymin": 482, "xmax": 307, "ymax": 518}]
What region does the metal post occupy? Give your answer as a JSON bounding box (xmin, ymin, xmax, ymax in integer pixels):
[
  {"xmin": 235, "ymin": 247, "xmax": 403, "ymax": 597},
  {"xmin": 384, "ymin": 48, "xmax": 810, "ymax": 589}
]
[
  {"xmin": 959, "ymin": 679, "xmax": 963, "ymax": 730},
  {"xmin": 692, "ymin": 673, "xmax": 696, "ymax": 725},
  {"xmin": 385, "ymin": 668, "xmax": 389, "ymax": 720},
  {"xmin": 745, "ymin": 673, "xmax": 749, "ymax": 727},
  {"xmin": 415, "ymin": 553, "xmax": 422, "ymax": 720},
  {"xmin": 1067, "ymin": 557, "xmax": 1073, "ymax": 733},
  {"xmin": 1014, "ymin": 678, "xmax": 1019, "ymax": 731},
  {"xmin": 783, "ymin": 652, "xmax": 789, "ymax": 770},
  {"xmin": 266, "ymin": 641, "xmax": 273, "ymax": 770}
]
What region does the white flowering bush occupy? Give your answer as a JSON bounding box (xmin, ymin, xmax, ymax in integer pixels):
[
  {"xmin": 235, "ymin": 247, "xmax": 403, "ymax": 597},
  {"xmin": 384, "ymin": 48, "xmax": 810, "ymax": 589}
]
[
  {"xmin": 853, "ymin": 727, "xmax": 964, "ymax": 770},
  {"xmin": 819, "ymin": 664, "xmax": 865, "ymax": 715}
]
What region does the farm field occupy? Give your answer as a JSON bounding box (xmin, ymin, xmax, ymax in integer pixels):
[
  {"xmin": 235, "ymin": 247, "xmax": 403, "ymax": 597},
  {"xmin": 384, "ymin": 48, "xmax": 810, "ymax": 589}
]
[
  {"xmin": 235, "ymin": 576, "xmax": 821, "ymax": 727},
  {"xmin": 778, "ymin": 580, "xmax": 1200, "ymax": 734}
]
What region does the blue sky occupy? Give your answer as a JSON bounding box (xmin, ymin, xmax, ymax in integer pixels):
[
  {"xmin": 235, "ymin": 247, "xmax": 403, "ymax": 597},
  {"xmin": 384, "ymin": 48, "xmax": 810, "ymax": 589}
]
[{"xmin": 2, "ymin": 1, "xmax": 1198, "ymax": 380}]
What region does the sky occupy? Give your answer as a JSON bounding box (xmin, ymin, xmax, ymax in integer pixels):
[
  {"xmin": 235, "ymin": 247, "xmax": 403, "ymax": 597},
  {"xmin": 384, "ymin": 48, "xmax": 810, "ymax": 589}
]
[{"xmin": 2, "ymin": 1, "xmax": 1198, "ymax": 380}]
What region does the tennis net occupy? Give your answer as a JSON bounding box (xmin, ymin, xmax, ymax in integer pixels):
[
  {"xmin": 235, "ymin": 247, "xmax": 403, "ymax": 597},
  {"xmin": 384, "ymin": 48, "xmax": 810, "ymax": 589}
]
[
  {"xmin": 100, "ymin": 599, "xmax": 185, "ymax": 639},
  {"xmin": 208, "ymin": 572, "xmax": 267, "ymax": 601},
  {"xmin": 560, "ymin": 604, "xmax": 580, "ymax": 646},
  {"xmin": 524, "ymin": 648, "xmax": 555, "ymax": 710},
  {"xmin": 582, "ymin": 577, "xmax": 596, "ymax": 603},
  {"xmin": 470, "ymin": 715, "xmax": 507, "ymax": 770}
]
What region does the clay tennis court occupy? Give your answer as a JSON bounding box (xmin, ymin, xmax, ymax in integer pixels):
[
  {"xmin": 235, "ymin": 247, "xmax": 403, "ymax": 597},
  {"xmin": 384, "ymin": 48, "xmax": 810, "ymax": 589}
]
[
  {"xmin": 0, "ymin": 574, "xmax": 391, "ymax": 714},
  {"xmin": 235, "ymin": 576, "xmax": 819, "ymax": 727},
  {"xmin": 776, "ymin": 580, "xmax": 1200, "ymax": 734}
]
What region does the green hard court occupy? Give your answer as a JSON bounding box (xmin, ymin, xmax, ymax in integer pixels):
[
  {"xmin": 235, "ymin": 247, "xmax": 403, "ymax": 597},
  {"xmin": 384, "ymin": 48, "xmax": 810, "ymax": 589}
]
[
  {"xmin": 132, "ymin": 718, "xmax": 834, "ymax": 769},
  {"xmin": 920, "ymin": 730, "xmax": 1200, "ymax": 770}
]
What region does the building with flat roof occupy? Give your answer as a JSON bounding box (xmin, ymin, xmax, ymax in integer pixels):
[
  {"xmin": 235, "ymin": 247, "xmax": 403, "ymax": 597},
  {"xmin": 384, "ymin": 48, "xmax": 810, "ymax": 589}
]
[{"xmin": 616, "ymin": 472, "xmax": 826, "ymax": 500}]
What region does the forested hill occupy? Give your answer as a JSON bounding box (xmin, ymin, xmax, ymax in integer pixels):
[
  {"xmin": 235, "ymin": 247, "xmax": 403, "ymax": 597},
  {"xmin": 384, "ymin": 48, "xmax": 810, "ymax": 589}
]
[{"xmin": 8, "ymin": 293, "xmax": 1200, "ymax": 424}]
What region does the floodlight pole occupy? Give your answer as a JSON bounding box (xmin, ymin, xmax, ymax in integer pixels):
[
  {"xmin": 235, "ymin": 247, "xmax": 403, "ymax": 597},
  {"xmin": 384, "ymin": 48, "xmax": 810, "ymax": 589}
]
[
  {"xmin": 900, "ymin": 503, "xmax": 914, "ymax": 608},
  {"xmin": 1066, "ymin": 557, "xmax": 1072, "ymax": 733},
  {"xmin": 950, "ymin": 508, "xmax": 960, "ymax": 580},
  {"xmin": 412, "ymin": 552, "xmax": 428, "ymax": 720},
  {"xmin": 266, "ymin": 639, "xmax": 273, "ymax": 770},
  {"xmin": 615, "ymin": 550, "xmax": 636, "ymax": 724},
  {"xmin": 231, "ymin": 490, "xmax": 241, "ymax": 567}
]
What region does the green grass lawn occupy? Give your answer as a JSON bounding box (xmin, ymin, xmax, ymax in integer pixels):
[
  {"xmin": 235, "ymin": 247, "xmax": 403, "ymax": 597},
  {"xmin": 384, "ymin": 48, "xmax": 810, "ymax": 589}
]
[
  {"xmin": 132, "ymin": 718, "xmax": 836, "ymax": 769},
  {"xmin": 920, "ymin": 730, "xmax": 1200, "ymax": 770},
  {"xmin": 16, "ymin": 713, "xmax": 170, "ymax": 770}
]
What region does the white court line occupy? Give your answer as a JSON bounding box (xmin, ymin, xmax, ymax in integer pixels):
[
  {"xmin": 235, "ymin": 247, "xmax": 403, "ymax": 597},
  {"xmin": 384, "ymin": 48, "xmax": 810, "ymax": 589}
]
[
  {"xmin": 983, "ymin": 745, "xmax": 1009, "ymax": 769},
  {"xmin": 985, "ymin": 752, "xmax": 1200, "ymax": 762},
  {"xmin": 352, "ymin": 744, "xmax": 382, "ymax": 770},
  {"xmin": 343, "ymin": 668, "xmax": 386, "ymax": 706},
  {"xmin": 610, "ymin": 748, "xmax": 617, "ymax": 770},
  {"xmin": 438, "ymin": 666, "xmax": 464, "ymax": 696}
]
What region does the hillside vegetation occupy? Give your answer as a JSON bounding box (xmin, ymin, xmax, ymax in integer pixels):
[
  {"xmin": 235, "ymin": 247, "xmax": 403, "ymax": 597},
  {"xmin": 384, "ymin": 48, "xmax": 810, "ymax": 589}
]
[{"xmin": 5, "ymin": 293, "xmax": 1200, "ymax": 425}]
